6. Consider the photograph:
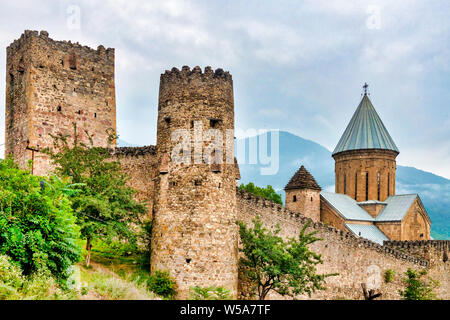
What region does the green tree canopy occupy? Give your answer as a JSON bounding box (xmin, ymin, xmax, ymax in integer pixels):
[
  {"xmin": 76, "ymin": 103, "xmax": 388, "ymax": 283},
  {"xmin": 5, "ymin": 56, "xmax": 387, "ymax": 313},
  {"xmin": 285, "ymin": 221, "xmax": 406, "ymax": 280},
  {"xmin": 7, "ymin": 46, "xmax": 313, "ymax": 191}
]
[
  {"xmin": 0, "ymin": 158, "xmax": 80, "ymax": 280},
  {"xmin": 239, "ymin": 183, "xmax": 282, "ymax": 204},
  {"xmin": 43, "ymin": 124, "xmax": 146, "ymax": 266},
  {"xmin": 237, "ymin": 217, "xmax": 335, "ymax": 300}
]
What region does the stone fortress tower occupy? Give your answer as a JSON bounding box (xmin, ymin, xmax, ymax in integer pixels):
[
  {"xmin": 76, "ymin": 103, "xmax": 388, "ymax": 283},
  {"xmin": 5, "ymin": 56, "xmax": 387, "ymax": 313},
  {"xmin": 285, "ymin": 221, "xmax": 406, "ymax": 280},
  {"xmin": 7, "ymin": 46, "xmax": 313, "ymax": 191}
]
[
  {"xmin": 5, "ymin": 30, "xmax": 116, "ymax": 175},
  {"xmin": 150, "ymin": 66, "xmax": 238, "ymax": 298},
  {"xmin": 332, "ymin": 90, "xmax": 399, "ymax": 203},
  {"xmin": 284, "ymin": 165, "xmax": 321, "ymax": 221}
]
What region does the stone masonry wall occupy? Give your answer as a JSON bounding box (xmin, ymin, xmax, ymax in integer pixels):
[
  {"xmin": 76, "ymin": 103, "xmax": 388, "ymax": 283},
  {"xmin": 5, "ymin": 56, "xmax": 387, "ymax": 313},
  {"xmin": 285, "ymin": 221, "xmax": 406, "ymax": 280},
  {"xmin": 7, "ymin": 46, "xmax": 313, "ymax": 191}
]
[
  {"xmin": 285, "ymin": 189, "xmax": 321, "ymax": 222},
  {"xmin": 334, "ymin": 149, "xmax": 397, "ymax": 202},
  {"xmin": 112, "ymin": 146, "xmax": 158, "ymax": 218},
  {"xmin": 6, "ymin": 30, "xmax": 116, "ymax": 176},
  {"xmin": 237, "ymin": 189, "xmax": 449, "ymax": 300},
  {"xmin": 151, "ymin": 66, "xmax": 238, "ymax": 299}
]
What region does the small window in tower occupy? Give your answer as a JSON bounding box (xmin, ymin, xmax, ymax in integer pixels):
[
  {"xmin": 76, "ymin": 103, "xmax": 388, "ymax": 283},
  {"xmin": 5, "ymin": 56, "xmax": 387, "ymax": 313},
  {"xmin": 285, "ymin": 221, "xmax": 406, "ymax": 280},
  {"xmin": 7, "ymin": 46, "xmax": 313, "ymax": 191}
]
[
  {"xmin": 311, "ymin": 197, "xmax": 313, "ymax": 202},
  {"xmin": 94, "ymin": 113, "xmax": 97, "ymax": 118},
  {"xmin": 355, "ymin": 172, "xmax": 358, "ymax": 200},
  {"xmin": 77, "ymin": 110, "xmax": 81, "ymax": 115},
  {"xmin": 420, "ymin": 233, "xmax": 424, "ymax": 238},
  {"xmin": 194, "ymin": 179, "xmax": 201, "ymax": 186},
  {"xmin": 210, "ymin": 118, "xmax": 221, "ymax": 128},
  {"xmin": 191, "ymin": 120, "xmax": 194, "ymax": 128},
  {"xmin": 57, "ymin": 106, "xmax": 62, "ymax": 112},
  {"xmin": 68, "ymin": 53, "xmax": 77, "ymax": 70},
  {"xmin": 186, "ymin": 258, "xmax": 191, "ymax": 264},
  {"xmin": 164, "ymin": 117, "xmax": 171, "ymax": 125},
  {"xmin": 293, "ymin": 195, "xmax": 297, "ymax": 202}
]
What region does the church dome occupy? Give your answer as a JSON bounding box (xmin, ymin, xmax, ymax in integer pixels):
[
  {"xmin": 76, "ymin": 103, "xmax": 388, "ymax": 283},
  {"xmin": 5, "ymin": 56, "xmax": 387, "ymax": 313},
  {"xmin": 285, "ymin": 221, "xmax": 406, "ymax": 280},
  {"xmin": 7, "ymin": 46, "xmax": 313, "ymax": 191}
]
[{"xmin": 332, "ymin": 93, "xmax": 399, "ymax": 156}]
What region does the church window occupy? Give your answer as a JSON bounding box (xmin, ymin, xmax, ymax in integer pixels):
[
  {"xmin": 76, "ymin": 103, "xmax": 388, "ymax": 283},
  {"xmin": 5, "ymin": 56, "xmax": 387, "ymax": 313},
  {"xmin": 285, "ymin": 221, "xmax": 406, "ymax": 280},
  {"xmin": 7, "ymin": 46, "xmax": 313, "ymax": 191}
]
[
  {"xmin": 57, "ymin": 106, "xmax": 62, "ymax": 112},
  {"xmin": 377, "ymin": 172, "xmax": 381, "ymax": 200},
  {"xmin": 355, "ymin": 172, "xmax": 358, "ymax": 200},
  {"xmin": 293, "ymin": 195, "xmax": 297, "ymax": 202},
  {"xmin": 366, "ymin": 172, "xmax": 369, "ymax": 201},
  {"xmin": 344, "ymin": 173, "xmax": 347, "ymax": 194},
  {"xmin": 387, "ymin": 173, "xmax": 390, "ymax": 196}
]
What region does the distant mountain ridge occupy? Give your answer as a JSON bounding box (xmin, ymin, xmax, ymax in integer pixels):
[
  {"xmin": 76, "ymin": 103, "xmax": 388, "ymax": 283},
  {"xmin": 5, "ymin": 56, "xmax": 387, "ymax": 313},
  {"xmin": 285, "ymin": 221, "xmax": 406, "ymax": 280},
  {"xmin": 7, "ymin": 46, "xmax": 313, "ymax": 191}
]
[
  {"xmin": 118, "ymin": 132, "xmax": 449, "ymax": 239},
  {"xmin": 235, "ymin": 131, "xmax": 450, "ymax": 240}
]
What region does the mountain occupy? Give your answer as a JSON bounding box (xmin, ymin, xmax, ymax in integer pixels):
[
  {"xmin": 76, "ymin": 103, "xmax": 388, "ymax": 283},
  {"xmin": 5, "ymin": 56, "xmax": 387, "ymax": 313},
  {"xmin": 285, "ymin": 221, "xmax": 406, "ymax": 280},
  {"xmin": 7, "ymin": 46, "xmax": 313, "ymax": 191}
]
[{"xmin": 235, "ymin": 131, "xmax": 450, "ymax": 240}]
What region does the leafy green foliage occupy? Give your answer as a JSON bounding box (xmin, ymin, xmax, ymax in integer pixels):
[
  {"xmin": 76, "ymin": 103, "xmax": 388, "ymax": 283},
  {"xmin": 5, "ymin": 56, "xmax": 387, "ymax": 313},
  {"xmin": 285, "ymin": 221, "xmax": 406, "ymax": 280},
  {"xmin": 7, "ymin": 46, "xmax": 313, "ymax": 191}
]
[
  {"xmin": 190, "ymin": 286, "xmax": 232, "ymax": 300},
  {"xmin": 384, "ymin": 269, "xmax": 396, "ymax": 283},
  {"xmin": 147, "ymin": 270, "xmax": 177, "ymax": 299},
  {"xmin": 239, "ymin": 183, "xmax": 282, "ymax": 204},
  {"xmin": 0, "ymin": 254, "xmax": 77, "ymax": 300},
  {"xmin": 399, "ymin": 268, "xmax": 439, "ymax": 300},
  {"xmin": 237, "ymin": 217, "xmax": 335, "ymax": 300},
  {"xmin": 43, "ymin": 124, "xmax": 146, "ymax": 265},
  {"xmin": 0, "ymin": 158, "xmax": 81, "ymax": 280}
]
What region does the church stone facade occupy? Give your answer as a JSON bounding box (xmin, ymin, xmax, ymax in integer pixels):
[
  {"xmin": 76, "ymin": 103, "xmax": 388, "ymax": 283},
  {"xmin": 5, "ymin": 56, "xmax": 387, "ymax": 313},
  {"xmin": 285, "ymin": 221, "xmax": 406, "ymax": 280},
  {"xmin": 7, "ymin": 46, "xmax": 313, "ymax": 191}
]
[
  {"xmin": 285, "ymin": 93, "xmax": 431, "ymax": 244},
  {"xmin": 4, "ymin": 31, "xmax": 448, "ymax": 299}
]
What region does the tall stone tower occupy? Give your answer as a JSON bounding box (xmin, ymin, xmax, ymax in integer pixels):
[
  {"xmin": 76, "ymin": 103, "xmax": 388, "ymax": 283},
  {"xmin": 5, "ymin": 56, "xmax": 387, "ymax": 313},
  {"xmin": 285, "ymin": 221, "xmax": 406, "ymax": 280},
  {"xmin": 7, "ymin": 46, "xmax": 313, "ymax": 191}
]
[
  {"xmin": 5, "ymin": 30, "xmax": 116, "ymax": 176},
  {"xmin": 333, "ymin": 90, "xmax": 399, "ymax": 202},
  {"xmin": 285, "ymin": 165, "xmax": 321, "ymax": 221},
  {"xmin": 150, "ymin": 66, "xmax": 238, "ymax": 299}
]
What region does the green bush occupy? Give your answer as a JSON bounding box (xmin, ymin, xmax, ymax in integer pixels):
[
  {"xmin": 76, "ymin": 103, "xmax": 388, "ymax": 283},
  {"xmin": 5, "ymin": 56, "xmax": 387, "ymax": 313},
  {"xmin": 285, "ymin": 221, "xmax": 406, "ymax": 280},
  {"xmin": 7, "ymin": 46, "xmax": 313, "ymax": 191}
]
[
  {"xmin": 0, "ymin": 158, "xmax": 81, "ymax": 281},
  {"xmin": 147, "ymin": 270, "xmax": 177, "ymax": 299},
  {"xmin": 384, "ymin": 269, "xmax": 396, "ymax": 283},
  {"xmin": 0, "ymin": 254, "xmax": 77, "ymax": 300},
  {"xmin": 399, "ymin": 268, "xmax": 439, "ymax": 300},
  {"xmin": 239, "ymin": 183, "xmax": 282, "ymax": 204},
  {"xmin": 190, "ymin": 286, "xmax": 232, "ymax": 300}
]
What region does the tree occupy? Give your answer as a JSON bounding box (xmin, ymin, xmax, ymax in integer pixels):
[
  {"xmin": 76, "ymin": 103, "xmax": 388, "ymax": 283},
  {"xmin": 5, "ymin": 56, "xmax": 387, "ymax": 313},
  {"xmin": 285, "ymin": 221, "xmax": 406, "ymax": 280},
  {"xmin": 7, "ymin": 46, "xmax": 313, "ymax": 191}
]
[
  {"xmin": 0, "ymin": 158, "xmax": 81, "ymax": 280},
  {"xmin": 239, "ymin": 183, "xmax": 282, "ymax": 204},
  {"xmin": 237, "ymin": 217, "xmax": 335, "ymax": 300},
  {"xmin": 43, "ymin": 124, "xmax": 146, "ymax": 266},
  {"xmin": 399, "ymin": 268, "xmax": 439, "ymax": 300}
]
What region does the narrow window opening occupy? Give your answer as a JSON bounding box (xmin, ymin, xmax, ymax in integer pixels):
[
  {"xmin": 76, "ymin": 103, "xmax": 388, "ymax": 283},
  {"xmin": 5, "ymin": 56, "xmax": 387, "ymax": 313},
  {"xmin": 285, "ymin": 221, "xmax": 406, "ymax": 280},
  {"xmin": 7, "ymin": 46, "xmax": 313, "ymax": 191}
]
[
  {"xmin": 366, "ymin": 172, "xmax": 369, "ymax": 201},
  {"xmin": 209, "ymin": 118, "xmax": 221, "ymax": 128},
  {"xmin": 387, "ymin": 173, "xmax": 390, "ymax": 196},
  {"xmin": 343, "ymin": 173, "xmax": 347, "ymax": 194},
  {"xmin": 377, "ymin": 172, "xmax": 381, "ymax": 200},
  {"xmin": 164, "ymin": 117, "xmax": 171, "ymax": 125},
  {"xmin": 293, "ymin": 195, "xmax": 297, "ymax": 202},
  {"xmin": 186, "ymin": 258, "xmax": 191, "ymax": 264},
  {"xmin": 311, "ymin": 197, "xmax": 313, "ymax": 202},
  {"xmin": 355, "ymin": 172, "xmax": 358, "ymax": 200},
  {"xmin": 94, "ymin": 113, "xmax": 97, "ymax": 118},
  {"xmin": 194, "ymin": 179, "xmax": 201, "ymax": 186},
  {"xmin": 57, "ymin": 106, "xmax": 62, "ymax": 112},
  {"xmin": 190, "ymin": 120, "xmax": 194, "ymax": 128},
  {"xmin": 77, "ymin": 110, "xmax": 81, "ymax": 115}
]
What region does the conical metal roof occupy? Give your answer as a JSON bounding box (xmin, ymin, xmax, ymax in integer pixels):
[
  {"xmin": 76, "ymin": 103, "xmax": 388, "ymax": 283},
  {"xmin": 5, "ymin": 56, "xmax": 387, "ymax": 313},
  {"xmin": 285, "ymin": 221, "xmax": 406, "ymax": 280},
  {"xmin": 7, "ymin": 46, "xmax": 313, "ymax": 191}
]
[{"xmin": 332, "ymin": 94, "xmax": 399, "ymax": 156}]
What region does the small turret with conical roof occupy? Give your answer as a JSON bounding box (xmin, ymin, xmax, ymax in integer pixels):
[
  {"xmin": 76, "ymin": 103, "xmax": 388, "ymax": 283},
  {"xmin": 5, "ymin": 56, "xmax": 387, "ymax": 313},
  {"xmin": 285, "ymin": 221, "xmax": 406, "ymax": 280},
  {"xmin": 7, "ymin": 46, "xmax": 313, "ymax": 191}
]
[{"xmin": 285, "ymin": 165, "xmax": 321, "ymax": 221}]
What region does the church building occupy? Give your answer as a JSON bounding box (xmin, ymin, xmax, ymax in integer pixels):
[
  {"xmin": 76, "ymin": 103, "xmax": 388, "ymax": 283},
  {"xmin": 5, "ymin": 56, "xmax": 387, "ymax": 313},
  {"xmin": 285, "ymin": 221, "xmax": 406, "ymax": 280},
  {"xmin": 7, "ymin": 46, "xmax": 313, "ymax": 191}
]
[{"xmin": 285, "ymin": 85, "xmax": 431, "ymax": 244}]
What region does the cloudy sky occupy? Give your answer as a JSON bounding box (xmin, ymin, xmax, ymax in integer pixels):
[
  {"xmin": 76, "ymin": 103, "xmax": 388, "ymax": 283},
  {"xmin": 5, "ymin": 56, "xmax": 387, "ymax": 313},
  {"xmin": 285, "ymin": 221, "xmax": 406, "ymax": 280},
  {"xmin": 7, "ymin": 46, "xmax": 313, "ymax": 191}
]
[{"xmin": 0, "ymin": 0, "xmax": 449, "ymax": 178}]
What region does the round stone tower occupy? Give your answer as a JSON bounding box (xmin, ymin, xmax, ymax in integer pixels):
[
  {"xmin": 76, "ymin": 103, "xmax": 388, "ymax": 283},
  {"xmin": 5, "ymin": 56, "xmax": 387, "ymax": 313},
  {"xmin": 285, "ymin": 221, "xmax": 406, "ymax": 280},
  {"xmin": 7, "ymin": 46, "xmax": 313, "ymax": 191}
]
[
  {"xmin": 333, "ymin": 92, "xmax": 399, "ymax": 202},
  {"xmin": 150, "ymin": 66, "xmax": 238, "ymax": 299}
]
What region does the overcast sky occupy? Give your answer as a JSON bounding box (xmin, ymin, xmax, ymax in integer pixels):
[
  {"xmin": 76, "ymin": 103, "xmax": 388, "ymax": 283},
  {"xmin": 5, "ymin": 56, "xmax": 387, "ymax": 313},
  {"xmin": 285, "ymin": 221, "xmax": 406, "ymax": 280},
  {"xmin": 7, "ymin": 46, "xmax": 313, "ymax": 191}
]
[{"xmin": 0, "ymin": 0, "xmax": 449, "ymax": 178}]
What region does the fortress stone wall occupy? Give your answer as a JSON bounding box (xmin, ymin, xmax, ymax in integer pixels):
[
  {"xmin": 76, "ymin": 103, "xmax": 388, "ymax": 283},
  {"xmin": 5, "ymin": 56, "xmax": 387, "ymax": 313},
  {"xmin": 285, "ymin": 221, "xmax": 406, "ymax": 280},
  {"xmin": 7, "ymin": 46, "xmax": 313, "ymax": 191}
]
[
  {"xmin": 112, "ymin": 146, "xmax": 158, "ymax": 216},
  {"xmin": 236, "ymin": 189, "xmax": 449, "ymax": 300},
  {"xmin": 5, "ymin": 31, "xmax": 448, "ymax": 300},
  {"xmin": 6, "ymin": 30, "xmax": 116, "ymax": 176}
]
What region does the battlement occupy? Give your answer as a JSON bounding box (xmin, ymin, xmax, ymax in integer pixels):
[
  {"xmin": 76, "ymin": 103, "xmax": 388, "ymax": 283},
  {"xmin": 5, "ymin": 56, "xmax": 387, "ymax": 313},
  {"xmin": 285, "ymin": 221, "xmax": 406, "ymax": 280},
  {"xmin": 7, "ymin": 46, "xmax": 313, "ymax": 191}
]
[
  {"xmin": 7, "ymin": 30, "xmax": 114, "ymax": 62},
  {"xmin": 160, "ymin": 66, "xmax": 232, "ymax": 83},
  {"xmin": 113, "ymin": 145, "xmax": 157, "ymax": 157},
  {"xmin": 236, "ymin": 188, "xmax": 429, "ymax": 267}
]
